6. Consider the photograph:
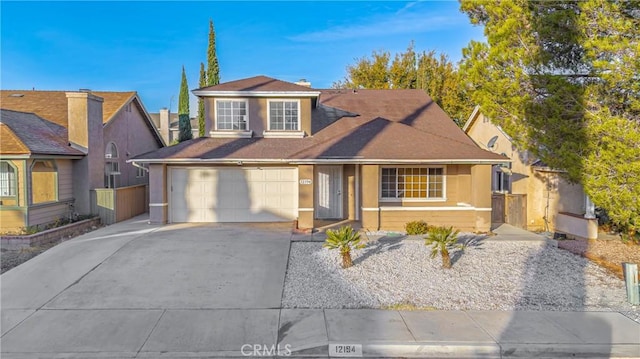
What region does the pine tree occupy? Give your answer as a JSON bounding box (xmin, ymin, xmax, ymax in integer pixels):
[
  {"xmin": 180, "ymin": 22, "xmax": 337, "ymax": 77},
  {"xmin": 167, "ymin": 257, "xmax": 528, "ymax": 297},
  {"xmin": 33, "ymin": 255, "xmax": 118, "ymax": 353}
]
[
  {"xmin": 459, "ymin": 0, "xmax": 640, "ymax": 237},
  {"xmin": 198, "ymin": 62, "xmax": 206, "ymax": 137},
  {"xmin": 206, "ymin": 19, "xmax": 220, "ymax": 86},
  {"xmin": 178, "ymin": 66, "xmax": 193, "ymax": 142}
]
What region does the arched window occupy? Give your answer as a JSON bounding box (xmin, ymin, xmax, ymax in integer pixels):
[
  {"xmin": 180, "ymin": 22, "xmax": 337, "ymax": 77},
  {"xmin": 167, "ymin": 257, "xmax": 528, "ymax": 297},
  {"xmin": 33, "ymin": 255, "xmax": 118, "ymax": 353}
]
[
  {"xmin": 31, "ymin": 160, "xmax": 57, "ymax": 204},
  {"xmin": 0, "ymin": 161, "xmax": 17, "ymax": 198},
  {"xmin": 105, "ymin": 142, "xmax": 118, "ymax": 159},
  {"xmin": 104, "ymin": 142, "xmax": 120, "ymax": 188}
]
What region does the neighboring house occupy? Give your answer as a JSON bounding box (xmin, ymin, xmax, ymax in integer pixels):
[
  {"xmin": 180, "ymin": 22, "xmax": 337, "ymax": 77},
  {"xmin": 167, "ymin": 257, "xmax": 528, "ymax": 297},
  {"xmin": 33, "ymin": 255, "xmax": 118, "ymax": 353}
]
[
  {"xmin": 463, "ymin": 106, "xmax": 597, "ymax": 239},
  {"xmin": 130, "ymin": 76, "xmax": 506, "ymax": 232},
  {"xmin": 0, "ymin": 90, "xmax": 165, "ymax": 232},
  {"xmin": 149, "ymin": 110, "xmax": 199, "ymax": 144}
]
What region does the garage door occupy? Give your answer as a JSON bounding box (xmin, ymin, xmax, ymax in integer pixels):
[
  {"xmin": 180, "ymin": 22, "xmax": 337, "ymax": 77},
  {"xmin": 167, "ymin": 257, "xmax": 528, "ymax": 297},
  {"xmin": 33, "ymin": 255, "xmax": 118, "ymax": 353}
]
[{"xmin": 169, "ymin": 167, "xmax": 298, "ymax": 223}]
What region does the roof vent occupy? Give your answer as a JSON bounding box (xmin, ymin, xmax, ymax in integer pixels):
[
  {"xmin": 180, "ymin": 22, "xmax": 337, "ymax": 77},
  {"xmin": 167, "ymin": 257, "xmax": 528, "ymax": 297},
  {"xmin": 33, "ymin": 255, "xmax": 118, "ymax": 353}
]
[
  {"xmin": 9, "ymin": 93, "xmax": 24, "ymax": 97},
  {"xmin": 294, "ymin": 79, "xmax": 311, "ymax": 88},
  {"xmin": 79, "ymin": 88, "xmax": 92, "ymax": 93}
]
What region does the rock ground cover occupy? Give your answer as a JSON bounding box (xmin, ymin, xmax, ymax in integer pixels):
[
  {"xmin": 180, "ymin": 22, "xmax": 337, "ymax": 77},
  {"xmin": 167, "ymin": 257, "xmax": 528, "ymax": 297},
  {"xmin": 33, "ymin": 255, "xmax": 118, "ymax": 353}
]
[{"xmin": 283, "ymin": 236, "xmax": 639, "ymax": 323}]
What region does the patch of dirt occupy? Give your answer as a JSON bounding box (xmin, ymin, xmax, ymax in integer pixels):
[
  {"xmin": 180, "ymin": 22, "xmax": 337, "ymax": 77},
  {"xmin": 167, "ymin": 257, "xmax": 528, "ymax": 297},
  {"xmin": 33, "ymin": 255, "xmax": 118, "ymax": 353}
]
[{"xmin": 558, "ymin": 236, "xmax": 640, "ymax": 279}]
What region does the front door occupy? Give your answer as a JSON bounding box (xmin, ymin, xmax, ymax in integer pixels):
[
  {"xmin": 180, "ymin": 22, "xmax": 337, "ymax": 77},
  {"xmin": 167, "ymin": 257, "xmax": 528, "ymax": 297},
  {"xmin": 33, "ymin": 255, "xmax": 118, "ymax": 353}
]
[{"xmin": 315, "ymin": 165, "xmax": 343, "ymax": 219}]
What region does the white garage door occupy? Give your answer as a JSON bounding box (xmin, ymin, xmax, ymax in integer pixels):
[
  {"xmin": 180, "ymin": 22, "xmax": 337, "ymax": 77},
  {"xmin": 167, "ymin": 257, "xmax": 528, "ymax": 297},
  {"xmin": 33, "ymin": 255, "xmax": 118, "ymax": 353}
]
[{"xmin": 170, "ymin": 167, "xmax": 298, "ymax": 223}]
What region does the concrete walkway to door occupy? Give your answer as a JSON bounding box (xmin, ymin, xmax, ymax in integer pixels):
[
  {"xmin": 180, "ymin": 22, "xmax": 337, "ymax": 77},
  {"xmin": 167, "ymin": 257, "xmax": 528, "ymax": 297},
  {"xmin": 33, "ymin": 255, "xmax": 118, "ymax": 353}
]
[{"xmin": 1, "ymin": 216, "xmax": 638, "ymax": 358}]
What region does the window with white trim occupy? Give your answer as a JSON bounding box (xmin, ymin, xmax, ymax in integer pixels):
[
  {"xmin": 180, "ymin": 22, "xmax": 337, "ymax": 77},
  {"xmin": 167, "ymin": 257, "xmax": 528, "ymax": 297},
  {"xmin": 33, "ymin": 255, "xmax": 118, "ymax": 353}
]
[
  {"xmin": 268, "ymin": 100, "xmax": 299, "ymax": 131},
  {"xmin": 0, "ymin": 161, "xmax": 17, "ymax": 197},
  {"xmin": 105, "ymin": 142, "xmax": 120, "ymax": 188},
  {"xmin": 216, "ymin": 100, "xmax": 247, "ymax": 130},
  {"xmin": 381, "ymin": 167, "xmax": 444, "ymax": 199},
  {"xmin": 136, "ymin": 165, "xmax": 146, "ymax": 178}
]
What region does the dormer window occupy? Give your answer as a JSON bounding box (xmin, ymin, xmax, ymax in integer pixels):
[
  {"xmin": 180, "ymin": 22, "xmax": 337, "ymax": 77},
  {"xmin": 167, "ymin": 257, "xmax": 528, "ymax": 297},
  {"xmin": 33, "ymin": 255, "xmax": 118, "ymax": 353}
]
[
  {"xmin": 268, "ymin": 100, "xmax": 299, "ymax": 131},
  {"xmin": 216, "ymin": 99, "xmax": 248, "ymax": 130}
]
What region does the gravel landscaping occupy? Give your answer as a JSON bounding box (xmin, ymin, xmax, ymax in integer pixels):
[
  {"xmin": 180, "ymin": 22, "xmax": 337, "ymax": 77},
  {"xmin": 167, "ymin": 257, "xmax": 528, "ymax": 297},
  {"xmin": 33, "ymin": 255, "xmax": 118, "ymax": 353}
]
[{"xmin": 282, "ymin": 236, "xmax": 639, "ymax": 322}]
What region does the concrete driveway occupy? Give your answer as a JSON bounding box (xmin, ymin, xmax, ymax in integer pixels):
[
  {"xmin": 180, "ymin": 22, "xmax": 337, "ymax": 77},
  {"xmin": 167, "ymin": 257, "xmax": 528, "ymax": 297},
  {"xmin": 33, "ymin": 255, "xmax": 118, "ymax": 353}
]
[{"xmin": 1, "ymin": 216, "xmax": 292, "ymax": 358}]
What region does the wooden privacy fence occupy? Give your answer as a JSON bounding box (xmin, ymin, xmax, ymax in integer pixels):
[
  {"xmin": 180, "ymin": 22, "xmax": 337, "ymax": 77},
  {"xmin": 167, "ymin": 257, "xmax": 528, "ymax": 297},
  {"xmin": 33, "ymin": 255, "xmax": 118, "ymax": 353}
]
[
  {"xmin": 492, "ymin": 193, "xmax": 527, "ymax": 229},
  {"xmin": 91, "ymin": 184, "xmax": 149, "ymax": 225}
]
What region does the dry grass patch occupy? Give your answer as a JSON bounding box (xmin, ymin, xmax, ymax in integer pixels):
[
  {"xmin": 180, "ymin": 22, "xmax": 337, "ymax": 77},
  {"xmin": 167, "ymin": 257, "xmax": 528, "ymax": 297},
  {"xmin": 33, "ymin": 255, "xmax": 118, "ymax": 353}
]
[{"xmin": 558, "ymin": 237, "xmax": 640, "ymax": 279}]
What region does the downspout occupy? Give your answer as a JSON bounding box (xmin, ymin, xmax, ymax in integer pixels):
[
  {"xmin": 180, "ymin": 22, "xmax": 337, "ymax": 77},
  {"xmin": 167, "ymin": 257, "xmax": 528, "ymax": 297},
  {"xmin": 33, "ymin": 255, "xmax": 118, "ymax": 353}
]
[{"xmin": 130, "ymin": 161, "xmax": 149, "ymax": 173}]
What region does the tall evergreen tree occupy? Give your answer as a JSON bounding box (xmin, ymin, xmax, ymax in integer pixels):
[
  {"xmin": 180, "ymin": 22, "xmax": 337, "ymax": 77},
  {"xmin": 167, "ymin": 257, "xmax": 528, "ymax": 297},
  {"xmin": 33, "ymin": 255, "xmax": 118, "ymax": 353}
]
[
  {"xmin": 198, "ymin": 62, "xmax": 206, "ymax": 137},
  {"xmin": 459, "ymin": 0, "xmax": 640, "ymax": 237},
  {"xmin": 206, "ymin": 19, "xmax": 220, "ymax": 86},
  {"xmin": 178, "ymin": 66, "xmax": 193, "ymax": 142}
]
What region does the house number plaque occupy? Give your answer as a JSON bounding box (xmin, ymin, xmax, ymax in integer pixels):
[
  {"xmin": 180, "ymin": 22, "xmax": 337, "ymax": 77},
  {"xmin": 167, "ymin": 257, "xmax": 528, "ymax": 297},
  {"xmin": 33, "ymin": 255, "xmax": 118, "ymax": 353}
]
[{"xmin": 299, "ymin": 179, "xmax": 312, "ymax": 185}]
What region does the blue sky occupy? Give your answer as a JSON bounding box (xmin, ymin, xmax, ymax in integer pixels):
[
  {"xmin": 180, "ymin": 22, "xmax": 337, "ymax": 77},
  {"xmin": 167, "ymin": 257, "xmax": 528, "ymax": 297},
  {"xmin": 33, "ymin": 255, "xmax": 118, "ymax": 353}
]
[{"xmin": 1, "ymin": 1, "xmax": 484, "ymax": 115}]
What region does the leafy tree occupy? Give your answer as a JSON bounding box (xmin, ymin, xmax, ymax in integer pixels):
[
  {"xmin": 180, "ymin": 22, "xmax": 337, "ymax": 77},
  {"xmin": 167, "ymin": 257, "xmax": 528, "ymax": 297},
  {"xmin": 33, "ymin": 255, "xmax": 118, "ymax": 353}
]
[
  {"xmin": 206, "ymin": 19, "xmax": 220, "ymax": 86},
  {"xmin": 178, "ymin": 66, "xmax": 192, "ymax": 141},
  {"xmin": 424, "ymin": 226, "xmax": 464, "ymax": 269},
  {"xmin": 389, "ymin": 41, "xmax": 417, "ymax": 89},
  {"xmin": 198, "ymin": 62, "xmax": 206, "ymax": 137},
  {"xmin": 335, "ymin": 43, "xmax": 473, "ymax": 126},
  {"xmin": 323, "ymin": 226, "xmax": 365, "ymax": 268},
  {"xmin": 459, "ymin": 0, "xmax": 640, "ymax": 236}
]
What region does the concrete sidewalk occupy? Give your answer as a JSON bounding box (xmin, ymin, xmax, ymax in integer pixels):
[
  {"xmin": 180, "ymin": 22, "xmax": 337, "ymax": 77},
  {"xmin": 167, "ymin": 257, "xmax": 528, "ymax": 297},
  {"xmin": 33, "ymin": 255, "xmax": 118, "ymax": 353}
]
[
  {"xmin": 1, "ymin": 217, "xmax": 638, "ymax": 358},
  {"xmin": 1, "ymin": 308, "xmax": 638, "ymax": 358}
]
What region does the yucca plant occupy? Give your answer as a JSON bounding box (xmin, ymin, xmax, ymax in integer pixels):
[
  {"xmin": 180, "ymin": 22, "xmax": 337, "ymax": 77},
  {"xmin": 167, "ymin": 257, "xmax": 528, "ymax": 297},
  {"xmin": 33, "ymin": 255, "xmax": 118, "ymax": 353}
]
[
  {"xmin": 323, "ymin": 225, "xmax": 365, "ymax": 268},
  {"xmin": 424, "ymin": 226, "xmax": 464, "ymax": 269}
]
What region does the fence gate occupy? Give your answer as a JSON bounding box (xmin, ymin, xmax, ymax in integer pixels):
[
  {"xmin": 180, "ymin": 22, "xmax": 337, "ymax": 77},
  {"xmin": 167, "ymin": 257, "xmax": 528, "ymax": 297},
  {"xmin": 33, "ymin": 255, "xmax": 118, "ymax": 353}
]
[
  {"xmin": 492, "ymin": 193, "xmax": 527, "ymax": 229},
  {"xmin": 492, "ymin": 193, "xmax": 505, "ymax": 224}
]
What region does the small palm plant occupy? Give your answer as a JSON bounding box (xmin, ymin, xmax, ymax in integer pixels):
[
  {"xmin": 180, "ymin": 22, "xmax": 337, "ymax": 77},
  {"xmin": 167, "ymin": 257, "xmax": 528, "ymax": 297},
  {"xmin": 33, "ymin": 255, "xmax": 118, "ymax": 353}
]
[
  {"xmin": 424, "ymin": 226, "xmax": 464, "ymax": 269},
  {"xmin": 323, "ymin": 225, "xmax": 365, "ymax": 268}
]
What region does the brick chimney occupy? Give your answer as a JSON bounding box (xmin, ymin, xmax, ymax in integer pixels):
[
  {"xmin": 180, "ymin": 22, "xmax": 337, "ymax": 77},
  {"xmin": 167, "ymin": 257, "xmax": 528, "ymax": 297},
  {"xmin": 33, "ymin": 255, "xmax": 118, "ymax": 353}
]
[
  {"xmin": 159, "ymin": 108, "xmax": 170, "ymax": 144},
  {"xmin": 66, "ymin": 92, "xmax": 105, "ymax": 214}
]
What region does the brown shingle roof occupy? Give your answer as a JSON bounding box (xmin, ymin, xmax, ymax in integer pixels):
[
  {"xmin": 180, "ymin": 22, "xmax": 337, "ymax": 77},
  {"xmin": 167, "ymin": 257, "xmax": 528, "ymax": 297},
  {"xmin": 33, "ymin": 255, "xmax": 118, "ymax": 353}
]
[
  {"xmin": 0, "ymin": 90, "xmax": 136, "ymax": 127},
  {"xmin": 194, "ymin": 75, "xmax": 318, "ymax": 92},
  {"xmin": 133, "ymin": 81, "xmax": 506, "ymax": 163},
  {"xmin": 0, "ymin": 109, "xmax": 84, "ymax": 156},
  {"xmin": 0, "ymin": 123, "xmax": 29, "ymax": 155}
]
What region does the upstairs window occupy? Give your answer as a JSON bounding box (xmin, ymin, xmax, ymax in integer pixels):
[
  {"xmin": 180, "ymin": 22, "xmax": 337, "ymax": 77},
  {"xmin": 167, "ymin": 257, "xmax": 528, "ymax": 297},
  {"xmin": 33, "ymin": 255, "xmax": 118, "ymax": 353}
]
[
  {"xmin": 381, "ymin": 167, "xmax": 444, "ymax": 200},
  {"xmin": 268, "ymin": 100, "xmax": 299, "ymax": 131},
  {"xmin": 0, "ymin": 161, "xmax": 17, "ymax": 197},
  {"xmin": 216, "ymin": 100, "xmax": 248, "ymax": 130}
]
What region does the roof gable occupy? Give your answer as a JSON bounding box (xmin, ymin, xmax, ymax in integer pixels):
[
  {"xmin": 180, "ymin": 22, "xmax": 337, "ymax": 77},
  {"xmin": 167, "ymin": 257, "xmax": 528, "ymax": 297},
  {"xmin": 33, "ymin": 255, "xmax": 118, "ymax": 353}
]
[{"xmin": 193, "ymin": 75, "xmax": 319, "ymax": 94}]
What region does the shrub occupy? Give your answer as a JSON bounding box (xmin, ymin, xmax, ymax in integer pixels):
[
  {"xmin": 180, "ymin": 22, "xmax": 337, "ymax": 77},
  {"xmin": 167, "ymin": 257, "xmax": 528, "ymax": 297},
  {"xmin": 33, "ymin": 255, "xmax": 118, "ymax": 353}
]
[
  {"xmin": 424, "ymin": 226, "xmax": 464, "ymax": 269},
  {"xmin": 323, "ymin": 226, "xmax": 365, "ymax": 268},
  {"xmin": 405, "ymin": 220, "xmax": 430, "ymax": 235}
]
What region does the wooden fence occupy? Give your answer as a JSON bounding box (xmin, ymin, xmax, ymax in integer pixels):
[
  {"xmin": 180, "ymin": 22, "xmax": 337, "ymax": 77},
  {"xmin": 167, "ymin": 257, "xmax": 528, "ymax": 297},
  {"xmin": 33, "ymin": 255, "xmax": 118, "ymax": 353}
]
[
  {"xmin": 91, "ymin": 184, "xmax": 149, "ymax": 225},
  {"xmin": 492, "ymin": 193, "xmax": 527, "ymax": 229}
]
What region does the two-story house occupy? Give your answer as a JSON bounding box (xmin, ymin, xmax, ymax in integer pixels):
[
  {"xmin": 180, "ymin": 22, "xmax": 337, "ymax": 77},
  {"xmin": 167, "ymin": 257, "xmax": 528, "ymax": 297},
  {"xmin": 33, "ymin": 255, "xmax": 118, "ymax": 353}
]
[
  {"xmin": 130, "ymin": 76, "xmax": 506, "ymax": 232},
  {"xmin": 0, "ymin": 90, "xmax": 164, "ymax": 232}
]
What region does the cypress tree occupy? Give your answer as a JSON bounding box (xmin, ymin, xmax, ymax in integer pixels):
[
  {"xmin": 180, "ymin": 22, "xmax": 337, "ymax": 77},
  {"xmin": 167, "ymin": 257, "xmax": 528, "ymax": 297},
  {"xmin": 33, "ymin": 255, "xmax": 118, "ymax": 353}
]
[
  {"xmin": 178, "ymin": 66, "xmax": 193, "ymax": 142},
  {"xmin": 206, "ymin": 19, "xmax": 220, "ymax": 86},
  {"xmin": 198, "ymin": 62, "xmax": 206, "ymax": 137}
]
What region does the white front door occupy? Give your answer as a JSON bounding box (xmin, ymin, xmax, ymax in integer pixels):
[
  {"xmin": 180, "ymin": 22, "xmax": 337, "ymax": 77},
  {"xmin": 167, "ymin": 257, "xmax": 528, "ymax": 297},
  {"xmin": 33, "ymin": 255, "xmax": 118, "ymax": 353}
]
[{"xmin": 315, "ymin": 165, "xmax": 343, "ymax": 219}]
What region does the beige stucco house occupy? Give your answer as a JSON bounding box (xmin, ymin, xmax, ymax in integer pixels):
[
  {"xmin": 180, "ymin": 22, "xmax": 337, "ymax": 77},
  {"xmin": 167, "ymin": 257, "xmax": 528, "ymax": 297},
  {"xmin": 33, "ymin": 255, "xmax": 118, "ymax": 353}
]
[
  {"xmin": 130, "ymin": 76, "xmax": 506, "ymax": 232},
  {"xmin": 0, "ymin": 90, "xmax": 164, "ymax": 232},
  {"xmin": 463, "ymin": 106, "xmax": 598, "ymax": 239}
]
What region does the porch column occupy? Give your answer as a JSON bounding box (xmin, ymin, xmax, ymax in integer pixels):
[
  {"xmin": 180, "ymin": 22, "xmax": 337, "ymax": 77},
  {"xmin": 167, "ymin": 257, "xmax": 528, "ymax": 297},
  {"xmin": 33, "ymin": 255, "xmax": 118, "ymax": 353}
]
[
  {"xmin": 361, "ymin": 164, "xmax": 379, "ymax": 230},
  {"xmin": 297, "ymin": 164, "xmax": 314, "ymax": 229},
  {"xmin": 471, "ymin": 164, "xmax": 492, "ymax": 232},
  {"xmin": 148, "ymin": 163, "xmax": 168, "ymax": 224}
]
